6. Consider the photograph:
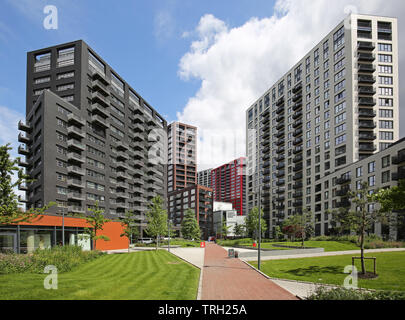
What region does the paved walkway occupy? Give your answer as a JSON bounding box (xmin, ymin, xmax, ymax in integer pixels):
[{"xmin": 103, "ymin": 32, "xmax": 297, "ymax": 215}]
[{"xmin": 201, "ymin": 243, "xmax": 298, "ymax": 300}]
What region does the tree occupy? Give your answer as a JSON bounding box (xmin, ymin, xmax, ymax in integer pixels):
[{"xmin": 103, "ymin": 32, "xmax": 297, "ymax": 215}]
[
  {"xmin": 83, "ymin": 201, "xmax": 110, "ymax": 251},
  {"xmin": 0, "ymin": 143, "xmax": 55, "ymax": 224},
  {"xmin": 120, "ymin": 210, "xmax": 140, "ymax": 253},
  {"xmin": 246, "ymin": 207, "xmax": 267, "ymax": 240},
  {"xmin": 281, "ymin": 210, "xmax": 313, "ymax": 246},
  {"xmin": 372, "ymin": 180, "xmax": 405, "ymax": 239},
  {"xmin": 181, "ymin": 208, "xmax": 201, "ymax": 240},
  {"xmin": 234, "ymin": 222, "xmax": 246, "ymax": 238},
  {"xmin": 273, "ymin": 225, "xmax": 284, "ymax": 241},
  {"xmin": 334, "ymin": 182, "xmax": 388, "ymax": 276},
  {"xmin": 145, "ymin": 196, "xmax": 168, "ymax": 250},
  {"xmin": 221, "ymin": 221, "xmax": 230, "ymax": 239}
]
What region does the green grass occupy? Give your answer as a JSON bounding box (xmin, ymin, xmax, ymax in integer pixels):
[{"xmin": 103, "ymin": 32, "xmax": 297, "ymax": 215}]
[
  {"xmin": 251, "ymin": 252, "xmax": 405, "ymax": 291},
  {"xmin": 133, "ymin": 239, "xmax": 202, "ymax": 248},
  {"xmin": 0, "ymin": 250, "xmax": 200, "ymax": 300},
  {"xmin": 217, "ymin": 238, "xmax": 359, "ymax": 251},
  {"xmin": 271, "ymin": 241, "xmax": 360, "ymax": 252}
]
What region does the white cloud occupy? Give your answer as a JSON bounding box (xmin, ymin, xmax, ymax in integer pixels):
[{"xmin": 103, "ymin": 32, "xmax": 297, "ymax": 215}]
[
  {"xmin": 0, "ymin": 105, "xmax": 26, "ymax": 206},
  {"xmin": 154, "ymin": 10, "xmax": 176, "ymax": 41},
  {"xmin": 177, "ymin": 0, "xmax": 405, "ymax": 170}
]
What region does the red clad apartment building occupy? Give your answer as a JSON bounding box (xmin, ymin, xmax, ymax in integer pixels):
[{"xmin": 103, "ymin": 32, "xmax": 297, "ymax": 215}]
[{"xmin": 211, "ymin": 157, "xmax": 247, "ymax": 216}]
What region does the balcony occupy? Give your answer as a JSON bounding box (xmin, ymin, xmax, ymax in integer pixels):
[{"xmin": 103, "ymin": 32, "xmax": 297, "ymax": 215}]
[
  {"xmin": 358, "ymin": 75, "xmax": 376, "ymax": 84},
  {"xmin": 336, "ymin": 200, "xmax": 351, "ymax": 208},
  {"xmin": 276, "ymin": 106, "xmax": 284, "ymax": 115},
  {"xmin": 293, "ymin": 146, "xmax": 303, "ymax": 154},
  {"xmin": 276, "ymin": 97, "xmax": 284, "ymax": 107},
  {"xmin": 67, "ymin": 113, "xmax": 85, "ymax": 127},
  {"xmin": 276, "ymin": 122, "xmax": 285, "ymax": 131},
  {"xmin": 276, "ymin": 179, "xmax": 285, "ymax": 186},
  {"xmin": 68, "ymin": 206, "xmax": 85, "ymax": 214},
  {"xmin": 18, "ymin": 158, "xmax": 30, "ymax": 168},
  {"xmin": 357, "ymin": 41, "xmax": 375, "ymax": 51},
  {"xmin": 293, "ymin": 155, "xmax": 303, "ymax": 163},
  {"xmin": 67, "ymin": 126, "xmax": 86, "ymax": 139},
  {"xmin": 392, "ymin": 168, "xmax": 405, "ymax": 181},
  {"xmin": 18, "ymin": 195, "xmax": 28, "ymax": 203},
  {"xmin": 275, "ymin": 155, "xmax": 285, "ymax": 162},
  {"xmin": 262, "ymin": 153, "xmax": 271, "ymax": 161},
  {"xmin": 92, "ymin": 79, "xmax": 110, "ymax": 96},
  {"xmin": 357, "ymin": 52, "xmax": 375, "ymax": 62},
  {"xmin": 67, "ymin": 152, "xmax": 85, "ymax": 164},
  {"xmin": 67, "ymin": 165, "xmax": 85, "ymax": 176},
  {"xmin": 276, "ymin": 115, "xmax": 285, "ymax": 123},
  {"xmin": 276, "ymin": 163, "xmax": 285, "ymax": 170},
  {"xmin": 293, "ymin": 191, "xmax": 303, "ymax": 198},
  {"xmin": 91, "ymin": 114, "xmax": 109, "ymax": 129},
  {"xmin": 67, "ymin": 192, "xmax": 85, "ymax": 201},
  {"xmin": 276, "ymin": 146, "xmax": 285, "ymax": 154},
  {"xmin": 276, "ymin": 131, "xmax": 284, "ymax": 139},
  {"xmin": 358, "ymin": 132, "xmax": 376, "ymax": 141},
  {"xmin": 18, "ymin": 144, "xmax": 31, "ymax": 156},
  {"xmin": 358, "ymin": 97, "xmax": 376, "ymax": 107},
  {"xmin": 293, "ymin": 184, "xmax": 303, "ymax": 190},
  {"xmin": 358, "ymin": 108, "xmax": 376, "ymax": 118},
  {"xmin": 292, "ymin": 93, "xmax": 302, "ymax": 103},
  {"xmin": 117, "ymin": 181, "xmax": 129, "ymax": 189},
  {"xmin": 117, "ymin": 171, "xmax": 131, "ymax": 180},
  {"xmin": 392, "ymin": 153, "xmax": 405, "ymax": 165},
  {"xmin": 359, "ymin": 121, "xmax": 376, "ymax": 129},
  {"xmin": 293, "ymin": 173, "xmax": 303, "ymax": 181},
  {"xmin": 18, "ymin": 120, "xmax": 32, "ymax": 132},
  {"xmin": 276, "ymin": 170, "xmax": 285, "ymax": 178},
  {"xmin": 293, "ymin": 137, "xmax": 303, "ymax": 146},
  {"xmin": 336, "ymin": 176, "xmax": 351, "ymax": 185},
  {"xmin": 18, "ymin": 133, "xmax": 31, "ymax": 144},
  {"xmin": 358, "ymin": 64, "xmax": 376, "ymax": 73},
  {"xmin": 359, "ymin": 143, "xmax": 376, "ymax": 152},
  {"xmin": 133, "ymin": 123, "xmax": 144, "ymax": 132},
  {"xmin": 67, "ymin": 178, "xmax": 84, "ymax": 188},
  {"xmin": 293, "ymin": 201, "xmax": 303, "ymax": 208},
  {"xmin": 293, "ymin": 164, "xmax": 303, "ymax": 172},
  {"xmin": 292, "ymin": 111, "xmax": 303, "ymax": 120},
  {"xmin": 293, "ymin": 128, "xmax": 303, "ymax": 137},
  {"xmin": 292, "ymin": 102, "xmax": 303, "ymax": 111},
  {"xmin": 18, "ymin": 184, "xmax": 28, "ymax": 191},
  {"xmin": 336, "ymin": 186, "xmax": 351, "ymax": 197},
  {"xmin": 91, "ymin": 103, "xmax": 110, "ymax": 118},
  {"xmin": 67, "ymin": 139, "xmax": 85, "ymax": 151},
  {"xmin": 91, "ymin": 91, "xmax": 109, "ymax": 108},
  {"xmin": 292, "ymin": 83, "xmax": 302, "ymax": 94},
  {"xmin": 116, "ymin": 192, "xmax": 130, "ymax": 199},
  {"xmin": 358, "ymin": 86, "xmax": 376, "ymax": 96},
  {"xmin": 293, "ymin": 119, "xmax": 303, "ymax": 128}
]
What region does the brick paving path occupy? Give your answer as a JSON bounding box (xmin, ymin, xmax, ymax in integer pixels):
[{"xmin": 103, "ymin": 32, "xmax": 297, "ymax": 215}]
[{"xmin": 201, "ymin": 243, "xmax": 298, "ymax": 300}]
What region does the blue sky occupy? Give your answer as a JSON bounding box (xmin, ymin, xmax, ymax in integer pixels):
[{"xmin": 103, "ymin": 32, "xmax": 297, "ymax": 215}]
[{"xmin": 0, "ymin": 0, "xmax": 276, "ymax": 123}]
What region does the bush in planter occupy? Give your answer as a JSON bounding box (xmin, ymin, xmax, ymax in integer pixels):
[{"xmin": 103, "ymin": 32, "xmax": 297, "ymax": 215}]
[{"xmin": 307, "ymin": 287, "xmax": 405, "ymax": 300}]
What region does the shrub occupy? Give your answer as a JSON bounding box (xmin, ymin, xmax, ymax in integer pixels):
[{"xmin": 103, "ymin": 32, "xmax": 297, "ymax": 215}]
[
  {"xmin": 0, "ymin": 245, "xmax": 105, "ymax": 274},
  {"xmin": 364, "ymin": 240, "xmax": 405, "ymax": 249},
  {"xmin": 307, "ymin": 287, "xmax": 405, "ymax": 300}
]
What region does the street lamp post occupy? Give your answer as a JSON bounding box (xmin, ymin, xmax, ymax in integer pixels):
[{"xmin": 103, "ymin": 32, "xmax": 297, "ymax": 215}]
[
  {"xmin": 168, "ymin": 219, "xmax": 172, "ymax": 253},
  {"xmin": 61, "ymin": 207, "xmax": 65, "ymax": 246}
]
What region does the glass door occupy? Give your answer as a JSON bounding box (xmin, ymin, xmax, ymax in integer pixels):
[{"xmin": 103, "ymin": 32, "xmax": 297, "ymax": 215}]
[{"xmin": 0, "ymin": 233, "xmax": 17, "ymax": 253}]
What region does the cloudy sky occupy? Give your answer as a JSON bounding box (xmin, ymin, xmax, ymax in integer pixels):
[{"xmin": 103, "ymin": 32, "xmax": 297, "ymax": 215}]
[{"xmin": 0, "ymin": 0, "xmax": 404, "ymax": 170}]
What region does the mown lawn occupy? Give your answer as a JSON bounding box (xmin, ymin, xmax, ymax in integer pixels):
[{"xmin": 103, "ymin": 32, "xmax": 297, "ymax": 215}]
[
  {"xmin": 271, "ymin": 241, "xmax": 360, "ymax": 252},
  {"xmin": 251, "ymin": 251, "xmax": 405, "ymax": 291},
  {"xmin": 0, "ymin": 250, "xmax": 200, "ymax": 300}
]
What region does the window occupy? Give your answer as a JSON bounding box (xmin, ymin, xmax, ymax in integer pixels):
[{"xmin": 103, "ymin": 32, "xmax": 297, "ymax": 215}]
[
  {"xmin": 379, "ymin": 120, "xmax": 393, "ymax": 129},
  {"xmin": 34, "ymin": 52, "xmax": 51, "ymax": 72},
  {"xmin": 379, "ymin": 65, "xmax": 393, "ymax": 74},
  {"xmin": 379, "ymin": 87, "xmax": 393, "ymax": 96},
  {"xmin": 382, "ymin": 171, "xmax": 390, "ymax": 184},
  {"xmin": 356, "ymin": 167, "xmax": 363, "ymax": 178},
  {"xmin": 335, "ymin": 112, "xmax": 346, "ymax": 125},
  {"xmin": 57, "ymin": 47, "xmax": 74, "ymax": 67},
  {"xmin": 379, "ymin": 76, "xmax": 393, "ymax": 85},
  {"xmin": 368, "ymin": 161, "xmax": 376, "ymax": 173},
  {"xmin": 378, "ymin": 54, "xmax": 393, "ymax": 63},
  {"xmin": 335, "ymin": 123, "xmax": 346, "ymax": 135},
  {"xmin": 333, "ymin": 27, "xmax": 345, "ymax": 50},
  {"xmin": 378, "ymin": 43, "xmax": 392, "ymax": 52},
  {"xmin": 57, "ymin": 71, "xmax": 74, "ymax": 80},
  {"xmin": 34, "ymin": 76, "xmax": 50, "ymax": 84},
  {"xmin": 382, "ymin": 156, "xmax": 390, "ymax": 168},
  {"xmin": 379, "ymin": 98, "xmax": 394, "ymax": 107},
  {"xmin": 57, "ymin": 83, "xmax": 74, "ymax": 91},
  {"xmin": 368, "ymin": 175, "xmax": 376, "ymax": 187},
  {"xmin": 335, "ymin": 134, "xmax": 346, "ymax": 146},
  {"xmin": 379, "ymin": 109, "xmax": 393, "ymax": 118},
  {"xmin": 379, "ymin": 131, "xmax": 393, "ymax": 140},
  {"xmin": 334, "ymin": 101, "xmax": 346, "ymax": 114}
]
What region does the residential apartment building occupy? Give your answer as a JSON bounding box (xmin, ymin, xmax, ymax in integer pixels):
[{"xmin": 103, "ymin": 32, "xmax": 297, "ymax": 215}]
[
  {"xmin": 167, "ymin": 185, "xmax": 214, "ymax": 240},
  {"xmin": 211, "ymin": 158, "xmax": 247, "ymax": 216},
  {"xmin": 167, "ymin": 122, "xmax": 197, "ymax": 192},
  {"xmin": 245, "ymin": 14, "xmax": 399, "ymax": 237},
  {"xmin": 213, "ymin": 202, "xmax": 246, "ymax": 238},
  {"xmin": 17, "ymin": 40, "xmax": 167, "ymax": 235},
  {"xmin": 197, "ymin": 168, "xmax": 213, "ymax": 188},
  {"xmin": 316, "ymin": 137, "xmax": 405, "ymax": 240}
]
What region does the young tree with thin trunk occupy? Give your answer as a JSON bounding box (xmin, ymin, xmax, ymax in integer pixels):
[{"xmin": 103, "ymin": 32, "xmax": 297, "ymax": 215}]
[
  {"xmin": 83, "ymin": 201, "xmax": 110, "ymax": 251},
  {"xmin": 0, "ymin": 143, "xmax": 55, "ymax": 224},
  {"xmin": 120, "ymin": 210, "xmax": 140, "ymax": 253},
  {"xmin": 246, "ymin": 207, "xmax": 267, "ymax": 241},
  {"xmin": 181, "ymin": 208, "xmax": 201, "ymax": 240},
  {"xmin": 335, "ymin": 182, "xmax": 388, "ymax": 276},
  {"xmin": 145, "ymin": 196, "xmax": 168, "ymax": 250}
]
